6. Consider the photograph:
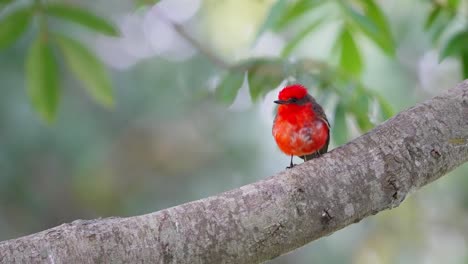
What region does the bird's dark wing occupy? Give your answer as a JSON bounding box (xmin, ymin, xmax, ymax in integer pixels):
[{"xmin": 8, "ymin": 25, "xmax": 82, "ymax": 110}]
[{"xmin": 300, "ymin": 94, "xmax": 330, "ymax": 161}]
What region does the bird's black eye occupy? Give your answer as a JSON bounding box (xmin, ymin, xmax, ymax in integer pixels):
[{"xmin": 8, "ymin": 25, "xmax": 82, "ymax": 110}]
[{"xmin": 290, "ymin": 97, "xmax": 298, "ymax": 103}]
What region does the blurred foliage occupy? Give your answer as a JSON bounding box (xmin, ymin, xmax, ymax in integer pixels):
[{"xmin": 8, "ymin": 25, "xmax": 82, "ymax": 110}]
[
  {"xmin": 1, "ymin": 0, "xmax": 468, "ymax": 263},
  {"xmin": 5, "ymin": 0, "xmax": 464, "ymax": 129},
  {"xmin": 0, "ymin": 0, "xmax": 118, "ymax": 122},
  {"xmin": 425, "ymin": 0, "xmax": 468, "ymax": 76},
  {"xmin": 211, "ymin": 0, "xmax": 398, "ymax": 140}
]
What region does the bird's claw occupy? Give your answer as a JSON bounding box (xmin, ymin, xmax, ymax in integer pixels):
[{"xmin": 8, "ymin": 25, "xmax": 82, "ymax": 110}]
[{"xmin": 286, "ymin": 164, "xmax": 296, "ymax": 169}]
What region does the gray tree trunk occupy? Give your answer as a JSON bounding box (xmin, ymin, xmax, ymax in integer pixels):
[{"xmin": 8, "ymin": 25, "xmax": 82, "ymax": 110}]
[{"xmin": 1, "ymin": 80, "xmax": 468, "ymax": 264}]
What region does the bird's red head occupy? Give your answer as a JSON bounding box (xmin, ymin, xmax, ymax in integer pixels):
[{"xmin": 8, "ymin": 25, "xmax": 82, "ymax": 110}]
[
  {"xmin": 278, "ymin": 84, "xmax": 307, "ymax": 100},
  {"xmin": 275, "ymin": 84, "xmax": 308, "ymax": 105}
]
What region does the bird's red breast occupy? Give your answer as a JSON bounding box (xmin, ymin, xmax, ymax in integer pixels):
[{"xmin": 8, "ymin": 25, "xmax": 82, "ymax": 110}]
[{"xmin": 272, "ymin": 84, "xmax": 329, "ymax": 157}]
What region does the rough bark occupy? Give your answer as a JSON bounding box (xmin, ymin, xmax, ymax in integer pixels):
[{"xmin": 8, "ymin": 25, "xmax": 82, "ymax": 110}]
[{"xmin": 1, "ymin": 81, "xmax": 468, "ymax": 264}]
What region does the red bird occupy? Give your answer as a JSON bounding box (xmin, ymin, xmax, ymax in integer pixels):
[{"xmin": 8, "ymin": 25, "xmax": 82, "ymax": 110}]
[{"xmin": 272, "ymin": 84, "xmax": 330, "ymax": 168}]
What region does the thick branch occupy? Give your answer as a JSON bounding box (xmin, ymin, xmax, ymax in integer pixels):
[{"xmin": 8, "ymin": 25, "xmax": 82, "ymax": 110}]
[{"xmin": 1, "ymin": 81, "xmax": 468, "ymax": 263}]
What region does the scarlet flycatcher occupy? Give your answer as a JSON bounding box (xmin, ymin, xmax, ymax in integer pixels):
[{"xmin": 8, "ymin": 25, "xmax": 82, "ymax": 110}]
[{"xmin": 272, "ymin": 84, "xmax": 330, "ymax": 168}]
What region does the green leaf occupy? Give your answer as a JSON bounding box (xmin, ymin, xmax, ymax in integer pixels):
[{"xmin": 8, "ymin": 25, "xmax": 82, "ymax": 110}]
[
  {"xmin": 427, "ymin": 8, "xmax": 452, "ymax": 43},
  {"xmin": 215, "ymin": 72, "xmax": 244, "ymax": 105},
  {"xmin": 274, "ymin": 0, "xmax": 322, "ymax": 30},
  {"xmin": 247, "ymin": 60, "xmax": 284, "ymax": 100},
  {"xmin": 374, "ymin": 93, "xmax": 394, "ymax": 120},
  {"xmin": 462, "ymin": 52, "xmax": 468, "ymax": 78},
  {"xmin": 45, "ymin": 3, "xmax": 119, "ymax": 36},
  {"xmin": 350, "ymin": 88, "xmax": 373, "ymax": 131},
  {"xmin": 440, "ymin": 30, "xmax": 468, "ymax": 61},
  {"xmin": 0, "ymin": 0, "xmax": 14, "ymax": 9},
  {"xmin": 0, "ymin": 7, "xmax": 32, "ymax": 49},
  {"xmin": 447, "ymin": 0, "xmax": 460, "ymax": 10},
  {"xmin": 54, "ymin": 34, "xmax": 114, "ymax": 107},
  {"xmin": 425, "ymin": 5, "xmax": 442, "ymax": 30},
  {"xmin": 332, "ymin": 102, "xmax": 348, "ymax": 145},
  {"xmin": 281, "ymin": 19, "xmax": 322, "ymax": 57},
  {"xmin": 362, "ymin": 0, "xmax": 393, "ymax": 46},
  {"xmin": 339, "ymin": 28, "xmax": 363, "ymax": 76},
  {"xmin": 340, "ymin": 2, "xmax": 395, "ymax": 56},
  {"xmin": 134, "ymin": 0, "xmax": 161, "ymax": 8},
  {"xmin": 0, "ymin": 0, "xmax": 13, "ymax": 9},
  {"xmin": 26, "ymin": 38, "xmax": 60, "ymax": 122},
  {"xmin": 255, "ymin": 0, "xmax": 287, "ymax": 40},
  {"xmin": 430, "ymin": 18, "xmax": 448, "ymax": 43}
]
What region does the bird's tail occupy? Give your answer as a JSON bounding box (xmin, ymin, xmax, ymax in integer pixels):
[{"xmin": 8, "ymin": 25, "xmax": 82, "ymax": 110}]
[
  {"xmin": 301, "ymin": 152, "xmax": 321, "ymax": 161},
  {"xmin": 300, "ymin": 143, "xmax": 329, "ymax": 161}
]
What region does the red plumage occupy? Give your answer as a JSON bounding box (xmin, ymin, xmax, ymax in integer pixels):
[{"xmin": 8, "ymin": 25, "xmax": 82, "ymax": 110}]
[
  {"xmin": 278, "ymin": 84, "xmax": 308, "ymax": 101},
  {"xmin": 272, "ymin": 84, "xmax": 330, "ymax": 168}
]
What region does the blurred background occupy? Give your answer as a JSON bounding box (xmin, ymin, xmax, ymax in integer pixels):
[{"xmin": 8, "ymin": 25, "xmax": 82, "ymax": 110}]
[{"xmin": 1, "ymin": 0, "xmax": 468, "ymax": 263}]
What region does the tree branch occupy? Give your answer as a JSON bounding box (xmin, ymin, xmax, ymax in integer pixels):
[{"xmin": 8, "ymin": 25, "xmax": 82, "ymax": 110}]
[{"xmin": 1, "ymin": 81, "xmax": 468, "ymax": 263}]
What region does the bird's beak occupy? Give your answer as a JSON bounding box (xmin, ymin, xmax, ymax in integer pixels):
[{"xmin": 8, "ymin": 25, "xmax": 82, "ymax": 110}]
[{"xmin": 274, "ymin": 100, "xmax": 288, "ymax": 104}]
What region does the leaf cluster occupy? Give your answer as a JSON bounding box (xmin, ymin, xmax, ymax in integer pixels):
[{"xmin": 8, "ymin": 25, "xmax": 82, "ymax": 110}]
[
  {"xmin": 0, "ymin": 0, "xmax": 118, "ymax": 122},
  {"xmin": 215, "ymin": 0, "xmax": 397, "ymax": 144},
  {"xmin": 425, "ymin": 0, "xmax": 468, "ymax": 77}
]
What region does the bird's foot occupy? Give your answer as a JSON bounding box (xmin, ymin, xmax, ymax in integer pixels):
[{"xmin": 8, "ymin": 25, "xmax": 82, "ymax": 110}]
[{"xmin": 286, "ymin": 155, "xmax": 295, "ymax": 169}]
